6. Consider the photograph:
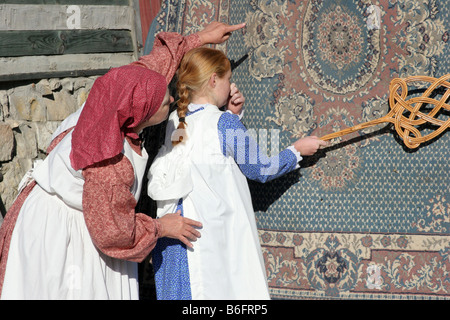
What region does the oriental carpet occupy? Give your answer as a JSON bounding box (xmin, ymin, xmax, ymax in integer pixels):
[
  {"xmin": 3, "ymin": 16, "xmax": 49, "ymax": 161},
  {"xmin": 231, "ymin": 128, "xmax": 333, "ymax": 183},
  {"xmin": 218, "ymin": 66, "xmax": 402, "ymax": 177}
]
[{"xmin": 143, "ymin": 0, "xmax": 450, "ymax": 300}]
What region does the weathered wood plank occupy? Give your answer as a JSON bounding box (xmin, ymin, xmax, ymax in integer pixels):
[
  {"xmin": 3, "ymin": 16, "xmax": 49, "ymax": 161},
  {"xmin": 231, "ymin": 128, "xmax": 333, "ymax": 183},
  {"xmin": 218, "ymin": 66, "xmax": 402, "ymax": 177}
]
[
  {"xmin": 0, "ymin": 30, "xmax": 134, "ymax": 57},
  {"xmin": 0, "ymin": 53, "xmax": 135, "ymax": 82},
  {"xmin": 131, "ymin": 0, "xmax": 143, "ymax": 57},
  {"xmin": 2, "ymin": 0, "xmax": 129, "ymax": 5},
  {"xmin": 1, "ymin": 69, "xmax": 111, "ymax": 82},
  {"xmin": 0, "ymin": 4, "xmax": 133, "ymax": 31}
]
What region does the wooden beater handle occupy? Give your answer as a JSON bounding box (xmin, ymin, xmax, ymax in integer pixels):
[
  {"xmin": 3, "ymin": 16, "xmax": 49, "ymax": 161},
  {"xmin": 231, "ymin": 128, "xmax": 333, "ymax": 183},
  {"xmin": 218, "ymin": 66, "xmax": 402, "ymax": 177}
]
[{"xmin": 320, "ymin": 116, "xmax": 391, "ymax": 141}]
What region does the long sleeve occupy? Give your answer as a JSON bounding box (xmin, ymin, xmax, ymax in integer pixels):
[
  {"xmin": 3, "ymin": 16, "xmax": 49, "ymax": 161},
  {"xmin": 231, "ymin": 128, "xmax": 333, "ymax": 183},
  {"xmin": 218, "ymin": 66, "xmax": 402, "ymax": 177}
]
[
  {"xmin": 217, "ymin": 112, "xmax": 302, "ymax": 183},
  {"xmin": 82, "ymin": 153, "xmax": 162, "ymax": 263},
  {"xmin": 131, "ymin": 33, "xmax": 202, "ymax": 84}
]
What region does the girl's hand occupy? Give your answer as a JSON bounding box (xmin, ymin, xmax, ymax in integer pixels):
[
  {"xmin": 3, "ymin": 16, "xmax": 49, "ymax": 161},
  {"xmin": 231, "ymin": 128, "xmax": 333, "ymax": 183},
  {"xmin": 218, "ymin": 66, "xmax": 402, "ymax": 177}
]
[
  {"xmin": 293, "ymin": 136, "xmax": 328, "ymax": 156},
  {"xmin": 227, "ymin": 83, "xmax": 245, "ymax": 115}
]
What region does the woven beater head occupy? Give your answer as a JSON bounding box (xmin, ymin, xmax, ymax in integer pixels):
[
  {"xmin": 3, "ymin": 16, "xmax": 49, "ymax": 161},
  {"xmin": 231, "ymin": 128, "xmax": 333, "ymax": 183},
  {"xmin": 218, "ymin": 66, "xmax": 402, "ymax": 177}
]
[{"xmin": 388, "ymin": 74, "xmax": 450, "ymax": 149}]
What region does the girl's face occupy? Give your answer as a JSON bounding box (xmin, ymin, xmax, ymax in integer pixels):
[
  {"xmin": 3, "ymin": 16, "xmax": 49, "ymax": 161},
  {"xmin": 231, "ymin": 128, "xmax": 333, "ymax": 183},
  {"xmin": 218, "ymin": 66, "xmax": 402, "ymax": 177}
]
[
  {"xmin": 134, "ymin": 88, "xmax": 173, "ymax": 133},
  {"xmin": 212, "ymin": 69, "xmax": 232, "ymax": 107}
]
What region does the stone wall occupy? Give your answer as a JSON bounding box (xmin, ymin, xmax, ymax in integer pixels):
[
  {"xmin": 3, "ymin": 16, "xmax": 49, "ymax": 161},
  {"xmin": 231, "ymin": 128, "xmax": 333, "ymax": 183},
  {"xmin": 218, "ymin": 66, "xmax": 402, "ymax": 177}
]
[
  {"xmin": 0, "ymin": 1, "xmax": 143, "ymax": 223},
  {"xmin": 0, "ymin": 76, "xmax": 98, "ymax": 219}
]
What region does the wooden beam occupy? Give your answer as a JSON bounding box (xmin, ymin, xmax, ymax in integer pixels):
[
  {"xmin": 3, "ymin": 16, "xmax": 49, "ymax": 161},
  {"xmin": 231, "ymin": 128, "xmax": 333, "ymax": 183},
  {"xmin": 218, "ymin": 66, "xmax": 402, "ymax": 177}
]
[
  {"xmin": 0, "ymin": 30, "xmax": 134, "ymax": 57},
  {"xmin": 0, "ymin": 4, "xmax": 133, "ymax": 31},
  {"xmin": 1, "ymin": 0, "xmax": 129, "ymax": 5},
  {"xmin": 1, "ymin": 69, "xmax": 111, "ymax": 82},
  {"xmin": 0, "ymin": 53, "xmax": 135, "ymax": 82}
]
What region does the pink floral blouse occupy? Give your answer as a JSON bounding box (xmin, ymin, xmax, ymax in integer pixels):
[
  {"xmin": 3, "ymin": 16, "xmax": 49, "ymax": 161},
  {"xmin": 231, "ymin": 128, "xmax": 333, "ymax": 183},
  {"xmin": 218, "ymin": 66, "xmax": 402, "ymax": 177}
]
[{"xmin": 81, "ymin": 33, "xmax": 202, "ymax": 262}]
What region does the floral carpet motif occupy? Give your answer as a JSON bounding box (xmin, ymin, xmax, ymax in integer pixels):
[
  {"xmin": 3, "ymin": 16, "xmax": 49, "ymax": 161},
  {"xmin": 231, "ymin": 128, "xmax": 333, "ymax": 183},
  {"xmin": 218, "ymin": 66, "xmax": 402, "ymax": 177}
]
[{"xmin": 149, "ymin": 0, "xmax": 449, "ymax": 299}]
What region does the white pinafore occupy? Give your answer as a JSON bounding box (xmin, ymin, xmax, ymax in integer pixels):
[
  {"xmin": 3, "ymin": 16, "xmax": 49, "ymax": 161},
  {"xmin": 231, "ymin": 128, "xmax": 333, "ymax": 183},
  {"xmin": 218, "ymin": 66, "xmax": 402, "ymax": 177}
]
[{"xmin": 148, "ymin": 105, "xmax": 270, "ymax": 300}]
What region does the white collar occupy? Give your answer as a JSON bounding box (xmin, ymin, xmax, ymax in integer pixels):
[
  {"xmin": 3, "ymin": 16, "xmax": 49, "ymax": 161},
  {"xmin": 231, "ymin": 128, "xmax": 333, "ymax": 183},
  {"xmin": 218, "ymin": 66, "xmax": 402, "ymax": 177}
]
[{"xmin": 188, "ymin": 103, "xmax": 215, "ymax": 113}]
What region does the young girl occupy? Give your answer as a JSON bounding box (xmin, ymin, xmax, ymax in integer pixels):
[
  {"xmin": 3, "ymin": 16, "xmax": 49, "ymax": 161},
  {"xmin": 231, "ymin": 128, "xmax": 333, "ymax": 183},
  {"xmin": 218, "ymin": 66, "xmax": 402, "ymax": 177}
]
[{"xmin": 148, "ymin": 47, "xmax": 327, "ymax": 299}]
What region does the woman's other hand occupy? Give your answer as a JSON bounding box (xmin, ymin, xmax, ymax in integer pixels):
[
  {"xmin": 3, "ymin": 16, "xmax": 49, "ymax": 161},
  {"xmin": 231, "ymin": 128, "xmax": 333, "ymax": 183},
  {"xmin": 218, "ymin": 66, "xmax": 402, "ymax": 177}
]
[
  {"xmin": 197, "ymin": 21, "xmax": 246, "ymax": 45},
  {"xmin": 158, "ymin": 211, "xmax": 202, "ymax": 248}
]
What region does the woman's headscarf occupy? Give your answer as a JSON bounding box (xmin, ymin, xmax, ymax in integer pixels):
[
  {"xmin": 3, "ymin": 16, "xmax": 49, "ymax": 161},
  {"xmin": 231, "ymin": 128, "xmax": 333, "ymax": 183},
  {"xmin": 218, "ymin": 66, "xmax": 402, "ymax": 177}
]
[{"xmin": 70, "ymin": 65, "xmax": 167, "ymax": 170}]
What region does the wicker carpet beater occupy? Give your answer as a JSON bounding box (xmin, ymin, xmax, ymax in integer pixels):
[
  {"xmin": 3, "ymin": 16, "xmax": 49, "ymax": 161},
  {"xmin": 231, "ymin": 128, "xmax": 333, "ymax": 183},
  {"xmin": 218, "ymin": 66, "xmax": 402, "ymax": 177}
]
[{"xmin": 320, "ymin": 74, "xmax": 450, "ymax": 149}]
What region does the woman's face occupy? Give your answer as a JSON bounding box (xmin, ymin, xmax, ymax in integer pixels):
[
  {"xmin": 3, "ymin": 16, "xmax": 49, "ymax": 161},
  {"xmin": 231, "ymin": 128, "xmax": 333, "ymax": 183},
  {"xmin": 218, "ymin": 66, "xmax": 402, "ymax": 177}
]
[{"xmin": 134, "ymin": 88, "xmax": 173, "ymax": 133}]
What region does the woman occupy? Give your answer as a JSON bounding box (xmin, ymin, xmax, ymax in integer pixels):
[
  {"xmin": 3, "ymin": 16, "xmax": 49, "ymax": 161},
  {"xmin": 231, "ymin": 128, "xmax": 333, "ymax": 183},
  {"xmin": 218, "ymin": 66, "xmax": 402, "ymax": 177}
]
[
  {"xmin": 0, "ymin": 66, "xmax": 200, "ymax": 300},
  {"xmin": 0, "ymin": 22, "xmax": 245, "ymax": 300},
  {"xmin": 148, "ymin": 47, "xmax": 327, "ymax": 299}
]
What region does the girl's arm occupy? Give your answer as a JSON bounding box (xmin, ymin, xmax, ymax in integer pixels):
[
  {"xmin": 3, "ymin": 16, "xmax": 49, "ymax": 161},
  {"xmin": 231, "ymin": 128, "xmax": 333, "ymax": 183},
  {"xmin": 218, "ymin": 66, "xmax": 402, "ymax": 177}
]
[{"xmin": 218, "ymin": 112, "xmax": 302, "ymax": 183}]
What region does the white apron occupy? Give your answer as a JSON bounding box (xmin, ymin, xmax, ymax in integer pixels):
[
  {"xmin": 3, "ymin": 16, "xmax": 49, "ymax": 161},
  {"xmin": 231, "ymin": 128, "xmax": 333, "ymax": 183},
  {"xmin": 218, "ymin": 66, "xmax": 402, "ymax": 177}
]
[
  {"xmin": 1, "ymin": 129, "xmax": 148, "ymax": 300},
  {"xmin": 148, "ymin": 106, "xmax": 270, "ymax": 300}
]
